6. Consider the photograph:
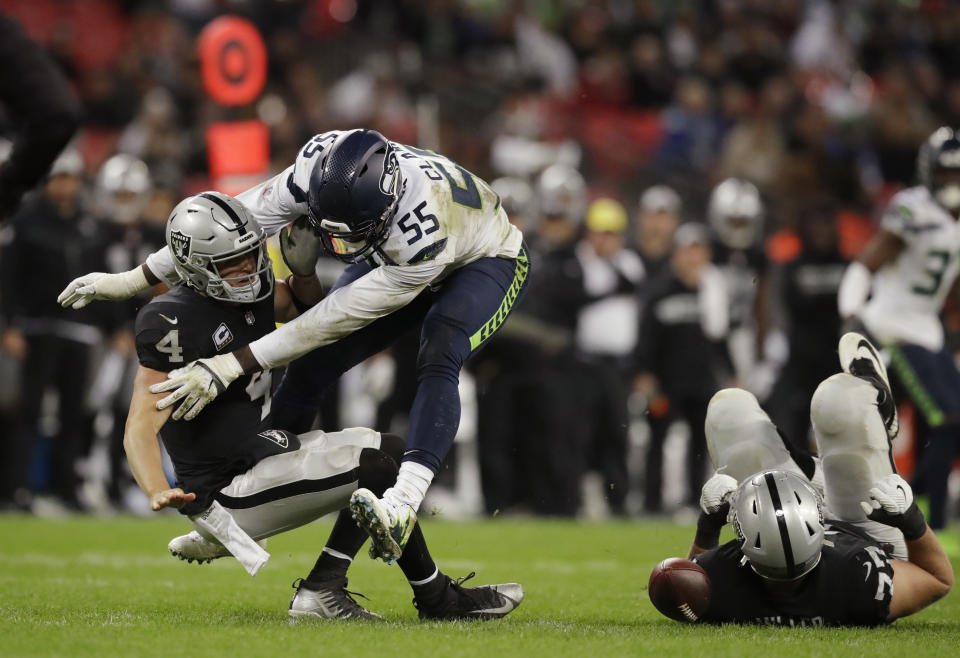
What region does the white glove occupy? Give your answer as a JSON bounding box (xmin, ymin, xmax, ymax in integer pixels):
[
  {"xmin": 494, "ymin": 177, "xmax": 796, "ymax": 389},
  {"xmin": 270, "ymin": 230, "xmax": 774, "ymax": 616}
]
[
  {"xmin": 150, "ymin": 353, "xmax": 244, "ymax": 421},
  {"xmin": 279, "ymin": 217, "xmax": 321, "ymax": 277},
  {"xmin": 860, "ymin": 474, "xmax": 913, "ymax": 517},
  {"xmin": 700, "ymin": 473, "xmax": 738, "ymax": 515},
  {"xmin": 57, "ymin": 267, "xmax": 150, "ymax": 309}
]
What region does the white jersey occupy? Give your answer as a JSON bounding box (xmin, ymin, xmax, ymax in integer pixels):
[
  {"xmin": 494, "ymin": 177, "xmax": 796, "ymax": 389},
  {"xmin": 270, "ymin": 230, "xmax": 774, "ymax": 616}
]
[
  {"xmin": 862, "ymin": 186, "xmax": 960, "ymax": 350},
  {"xmin": 147, "ymin": 131, "xmax": 522, "ymax": 369}
]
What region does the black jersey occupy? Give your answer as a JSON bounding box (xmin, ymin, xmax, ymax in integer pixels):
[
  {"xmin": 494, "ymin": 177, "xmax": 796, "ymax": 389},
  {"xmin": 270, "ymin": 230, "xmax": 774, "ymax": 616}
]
[
  {"xmin": 711, "ymin": 243, "xmax": 768, "ymax": 329},
  {"xmin": 693, "ymin": 522, "xmax": 894, "ymax": 627},
  {"xmin": 134, "ymin": 285, "xmax": 286, "ymax": 515}
]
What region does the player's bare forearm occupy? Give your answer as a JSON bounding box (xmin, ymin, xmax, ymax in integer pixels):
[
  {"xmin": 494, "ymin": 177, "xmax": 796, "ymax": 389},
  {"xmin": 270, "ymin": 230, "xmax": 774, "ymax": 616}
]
[
  {"xmin": 906, "ymin": 527, "xmax": 954, "ymax": 591},
  {"xmin": 274, "ymin": 274, "xmax": 324, "ymax": 323},
  {"xmin": 124, "ymin": 366, "xmax": 175, "ymax": 500},
  {"xmin": 857, "ymin": 229, "xmax": 905, "ymax": 272}
]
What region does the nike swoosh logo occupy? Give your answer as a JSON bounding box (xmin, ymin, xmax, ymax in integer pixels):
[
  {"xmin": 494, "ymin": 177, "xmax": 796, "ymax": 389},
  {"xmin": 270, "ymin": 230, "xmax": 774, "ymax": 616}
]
[
  {"xmin": 469, "ymin": 596, "xmax": 518, "ymax": 616},
  {"xmin": 159, "ymin": 313, "xmax": 179, "ymax": 325}
]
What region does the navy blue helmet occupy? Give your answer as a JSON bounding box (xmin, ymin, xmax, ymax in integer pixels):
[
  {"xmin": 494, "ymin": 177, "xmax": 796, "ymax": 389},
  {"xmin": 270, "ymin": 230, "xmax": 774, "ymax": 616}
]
[
  {"xmin": 306, "ymin": 129, "xmax": 404, "ymax": 262},
  {"xmin": 917, "ymin": 127, "xmax": 960, "ymax": 212}
]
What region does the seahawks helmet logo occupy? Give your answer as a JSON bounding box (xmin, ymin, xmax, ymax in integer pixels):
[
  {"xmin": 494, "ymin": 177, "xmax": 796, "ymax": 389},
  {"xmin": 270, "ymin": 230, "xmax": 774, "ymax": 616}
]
[
  {"xmin": 379, "ymin": 148, "xmax": 399, "ymax": 196},
  {"xmin": 170, "ymin": 230, "xmax": 192, "ymax": 261}
]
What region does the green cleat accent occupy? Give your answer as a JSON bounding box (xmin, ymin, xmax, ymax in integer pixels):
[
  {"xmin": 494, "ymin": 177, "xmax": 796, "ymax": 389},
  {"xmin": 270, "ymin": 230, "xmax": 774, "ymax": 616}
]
[{"xmin": 349, "ymin": 488, "xmax": 417, "ymax": 563}]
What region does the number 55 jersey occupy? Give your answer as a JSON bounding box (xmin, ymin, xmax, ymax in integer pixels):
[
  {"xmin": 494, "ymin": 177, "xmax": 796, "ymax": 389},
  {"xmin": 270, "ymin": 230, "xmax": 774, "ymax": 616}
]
[
  {"xmin": 134, "ymin": 285, "xmax": 283, "ymax": 515},
  {"xmin": 863, "ymin": 185, "xmax": 960, "ymax": 351}
]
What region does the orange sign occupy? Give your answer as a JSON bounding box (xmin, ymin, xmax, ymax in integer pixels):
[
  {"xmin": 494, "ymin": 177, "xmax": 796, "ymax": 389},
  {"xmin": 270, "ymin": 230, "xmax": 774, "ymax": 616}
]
[{"xmin": 197, "ymin": 15, "xmax": 267, "ymax": 107}]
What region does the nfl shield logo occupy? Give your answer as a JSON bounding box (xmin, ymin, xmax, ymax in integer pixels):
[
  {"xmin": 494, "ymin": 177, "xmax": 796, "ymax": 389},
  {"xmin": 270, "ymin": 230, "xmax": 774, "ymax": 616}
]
[{"xmin": 170, "ymin": 230, "xmax": 192, "ymax": 260}]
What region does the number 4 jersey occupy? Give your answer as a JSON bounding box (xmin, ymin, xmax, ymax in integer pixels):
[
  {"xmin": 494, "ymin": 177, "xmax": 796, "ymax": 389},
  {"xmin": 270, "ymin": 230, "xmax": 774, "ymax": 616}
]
[
  {"xmin": 134, "ymin": 285, "xmax": 283, "ymax": 515},
  {"xmin": 863, "ymin": 185, "xmax": 960, "ymax": 351}
]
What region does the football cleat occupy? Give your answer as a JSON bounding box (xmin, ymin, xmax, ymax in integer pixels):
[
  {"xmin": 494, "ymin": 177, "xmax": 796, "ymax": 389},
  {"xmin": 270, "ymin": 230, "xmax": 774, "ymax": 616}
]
[
  {"xmin": 167, "ymin": 530, "xmax": 266, "ymax": 564},
  {"xmin": 838, "ymin": 332, "xmax": 898, "ymax": 440},
  {"xmin": 288, "ymin": 577, "xmax": 382, "ymax": 621},
  {"xmin": 414, "ymin": 572, "xmax": 524, "ymax": 621},
  {"xmin": 349, "ymin": 488, "xmax": 416, "ymax": 563}
]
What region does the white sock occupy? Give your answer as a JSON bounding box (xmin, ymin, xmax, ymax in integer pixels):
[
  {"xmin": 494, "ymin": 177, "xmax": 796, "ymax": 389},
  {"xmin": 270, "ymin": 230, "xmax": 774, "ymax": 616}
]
[
  {"xmin": 408, "ymin": 566, "xmax": 439, "ymax": 587},
  {"xmin": 383, "ymin": 461, "xmax": 434, "ymax": 512}
]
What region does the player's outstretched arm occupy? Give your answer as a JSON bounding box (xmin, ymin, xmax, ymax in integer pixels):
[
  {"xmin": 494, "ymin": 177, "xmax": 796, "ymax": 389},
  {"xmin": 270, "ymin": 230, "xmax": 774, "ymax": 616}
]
[
  {"xmin": 859, "ymin": 474, "xmax": 953, "ymax": 620},
  {"xmin": 124, "ymin": 365, "xmax": 196, "ymax": 511},
  {"xmin": 274, "ymin": 272, "xmax": 325, "ymax": 323},
  {"xmin": 58, "ymin": 264, "xmax": 162, "ymax": 309}
]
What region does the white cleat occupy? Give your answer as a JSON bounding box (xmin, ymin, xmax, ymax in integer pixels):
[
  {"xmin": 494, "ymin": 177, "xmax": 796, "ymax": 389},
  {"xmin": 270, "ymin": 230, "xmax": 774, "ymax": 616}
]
[
  {"xmin": 288, "ymin": 577, "xmax": 382, "ymax": 621},
  {"xmin": 349, "ymin": 488, "xmax": 417, "ymax": 564},
  {"xmin": 838, "ymin": 332, "xmax": 898, "ymax": 440},
  {"xmin": 167, "ymin": 530, "xmax": 265, "ymax": 564}
]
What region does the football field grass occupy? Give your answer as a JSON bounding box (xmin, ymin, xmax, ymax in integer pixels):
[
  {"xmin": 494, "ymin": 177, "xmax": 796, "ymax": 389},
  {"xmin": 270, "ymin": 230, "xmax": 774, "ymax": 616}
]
[{"xmin": 1, "ymin": 515, "xmax": 959, "ymax": 657}]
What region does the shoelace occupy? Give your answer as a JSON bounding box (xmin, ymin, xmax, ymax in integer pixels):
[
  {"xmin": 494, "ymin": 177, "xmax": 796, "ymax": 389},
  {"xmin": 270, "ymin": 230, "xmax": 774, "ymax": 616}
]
[{"xmin": 291, "ymin": 577, "xmax": 373, "ymax": 615}]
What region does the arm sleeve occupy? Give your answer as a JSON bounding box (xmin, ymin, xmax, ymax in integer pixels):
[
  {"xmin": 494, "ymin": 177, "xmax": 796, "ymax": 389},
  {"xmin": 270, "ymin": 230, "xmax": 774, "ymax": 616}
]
[
  {"xmin": 249, "ymin": 260, "xmax": 445, "ymax": 369},
  {"xmin": 0, "ymin": 16, "xmax": 80, "ymax": 218}
]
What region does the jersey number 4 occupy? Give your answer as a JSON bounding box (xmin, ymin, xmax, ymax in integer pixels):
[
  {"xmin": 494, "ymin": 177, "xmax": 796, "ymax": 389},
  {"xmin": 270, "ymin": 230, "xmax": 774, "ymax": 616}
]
[{"xmin": 155, "ymin": 330, "xmax": 184, "ymax": 363}]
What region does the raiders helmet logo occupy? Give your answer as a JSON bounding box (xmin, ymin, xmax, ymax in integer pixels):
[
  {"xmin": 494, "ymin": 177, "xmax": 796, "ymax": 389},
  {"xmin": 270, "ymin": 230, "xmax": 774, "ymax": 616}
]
[
  {"xmin": 258, "ymin": 429, "xmax": 289, "ymax": 449},
  {"xmin": 169, "ymin": 230, "xmax": 192, "ymax": 261}
]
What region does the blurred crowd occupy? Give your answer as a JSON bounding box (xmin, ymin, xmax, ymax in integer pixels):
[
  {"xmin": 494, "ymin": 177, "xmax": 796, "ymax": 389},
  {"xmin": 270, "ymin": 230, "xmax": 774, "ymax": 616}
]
[{"xmin": 0, "ymin": 0, "xmax": 958, "ymax": 521}]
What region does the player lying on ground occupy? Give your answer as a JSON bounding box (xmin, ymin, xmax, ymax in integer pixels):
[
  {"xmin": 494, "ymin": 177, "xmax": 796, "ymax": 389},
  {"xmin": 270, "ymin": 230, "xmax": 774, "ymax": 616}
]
[
  {"xmin": 59, "ymin": 128, "xmax": 529, "ymax": 564},
  {"xmin": 121, "ymin": 192, "xmax": 523, "ymax": 620},
  {"xmin": 678, "ymin": 333, "xmax": 952, "ymax": 625}
]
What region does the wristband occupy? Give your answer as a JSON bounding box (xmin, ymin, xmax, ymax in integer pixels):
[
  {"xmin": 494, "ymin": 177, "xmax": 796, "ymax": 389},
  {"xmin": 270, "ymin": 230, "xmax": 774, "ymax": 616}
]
[
  {"xmin": 898, "ymin": 502, "xmax": 927, "ymax": 541},
  {"xmin": 694, "ymin": 508, "xmax": 727, "ymax": 549}
]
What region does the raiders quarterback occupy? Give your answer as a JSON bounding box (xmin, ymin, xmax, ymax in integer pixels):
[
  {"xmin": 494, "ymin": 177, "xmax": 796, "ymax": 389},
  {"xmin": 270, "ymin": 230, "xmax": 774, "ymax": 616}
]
[
  {"xmin": 60, "ymin": 129, "xmax": 529, "ymax": 564},
  {"xmin": 122, "ymin": 192, "xmax": 524, "ymax": 620},
  {"xmin": 676, "ymin": 334, "xmax": 952, "ymax": 626}
]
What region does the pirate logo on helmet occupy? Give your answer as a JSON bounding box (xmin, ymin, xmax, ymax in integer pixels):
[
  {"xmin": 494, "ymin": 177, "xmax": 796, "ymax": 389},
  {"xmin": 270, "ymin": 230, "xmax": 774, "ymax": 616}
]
[{"xmin": 170, "ymin": 230, "xmax": 192, "ymax": 261}]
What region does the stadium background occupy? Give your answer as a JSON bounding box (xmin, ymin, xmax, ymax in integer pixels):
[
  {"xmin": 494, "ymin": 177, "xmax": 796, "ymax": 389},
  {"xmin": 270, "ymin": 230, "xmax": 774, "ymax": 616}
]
[{"xmin": 0, "ymin": 0, "xmax": 959, "ymax": 541}]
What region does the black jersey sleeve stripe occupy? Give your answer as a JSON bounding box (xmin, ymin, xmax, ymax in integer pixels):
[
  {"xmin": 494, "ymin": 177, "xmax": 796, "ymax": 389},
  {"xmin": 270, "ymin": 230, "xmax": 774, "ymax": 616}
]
[
  {"xmin": 199, "ymin": 192, "xmax": 247, "ymax": 235},
  {"xmin": 765, "ymin": 472, "xmax": 796, "ymax": 579},
  {"xmin": 213, "ymin": 468, "xmax": 358, "ymax": 509}
]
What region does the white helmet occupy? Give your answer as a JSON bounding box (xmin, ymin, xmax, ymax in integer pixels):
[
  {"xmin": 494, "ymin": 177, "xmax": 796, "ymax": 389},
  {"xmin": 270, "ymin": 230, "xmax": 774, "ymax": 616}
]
[
  {"xmin": 96, "ymin": 154, "xmax": 152, "ymax": 224},
  {"xmin": 490, "ymin": 176, "xmax": 534, "ymax": 218},
  {"xmin": 166, "ymin": 191, "xmax": 273, "ymax": 304},
  {"xmin": 708, "ymin": 178, "xmax": 764, "ymax": 250},
  {"xmin": 730, "ymin": 470, "xmax": 824, "ymax": 581},
  {"xmin": 537, "ymin": 163, "xmax": 586, "ymax": 221}
]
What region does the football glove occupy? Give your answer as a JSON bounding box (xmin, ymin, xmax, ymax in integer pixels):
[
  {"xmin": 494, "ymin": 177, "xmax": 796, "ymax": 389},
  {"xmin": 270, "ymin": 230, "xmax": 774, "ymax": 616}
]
[
  {"xmin": 57, "ymin": 267, "xmax": 150, "ymax": 309},
  {"xmin": 860, "ymin": 474, "xmax": 927, "ymax": 541},
  {"xmin": 150, "ymin": 353, "xmax": 244, "ymax": 421},
  {"xmin": 279, "ymin": 216, "xmax": 321, "ymax": 277},
  {"xmin": 700, "ymin": 473, "xmax": 738, "ymax": 515}
]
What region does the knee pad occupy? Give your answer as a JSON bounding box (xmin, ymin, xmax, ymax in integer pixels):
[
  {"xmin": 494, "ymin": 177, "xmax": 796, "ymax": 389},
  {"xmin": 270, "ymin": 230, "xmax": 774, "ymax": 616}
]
[
  {"xmin": 705, "ymin": 388, "xmax": 794, "ymax": 482},
  {"xmin": 811, "ymin": 373, "xmax": 895, "ymax": 521}
]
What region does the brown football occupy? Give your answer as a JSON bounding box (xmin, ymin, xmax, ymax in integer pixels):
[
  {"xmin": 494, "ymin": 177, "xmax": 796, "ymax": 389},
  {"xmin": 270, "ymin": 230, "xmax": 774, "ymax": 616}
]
[{"xmin": 648, "ymin": 557, "xmax": 711, "ymax": 623}]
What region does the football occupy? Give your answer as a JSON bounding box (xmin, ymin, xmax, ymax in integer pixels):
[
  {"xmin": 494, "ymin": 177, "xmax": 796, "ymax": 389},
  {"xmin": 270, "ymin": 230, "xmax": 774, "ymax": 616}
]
[{"xmin": 648, "ymin": 558, "xmax": 711, "ymax": 623}]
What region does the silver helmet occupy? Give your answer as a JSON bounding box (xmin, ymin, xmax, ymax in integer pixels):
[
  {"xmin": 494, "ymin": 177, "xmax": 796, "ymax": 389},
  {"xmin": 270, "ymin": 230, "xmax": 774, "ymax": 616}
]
[
  {"xmin": 536, "ymin": 163, "xmax": 587, "ymax": 221},
  {"xmin": 490, "ymin": 176, "xmax": 534, "ymax": 218},
  {"xmin": 96, "ymin": 154, "xmax": 152, "ymax": 225},
  {"xmin": 166, "ymin": 192, "xmax": 273, "ymax": 304},
  {"xmin": 707, "ymin": 178, "xmax": 764, "ymax": 250},
  {"xmin": 730, "ymin": 470, "xmax": 824, "ymax": 581}
]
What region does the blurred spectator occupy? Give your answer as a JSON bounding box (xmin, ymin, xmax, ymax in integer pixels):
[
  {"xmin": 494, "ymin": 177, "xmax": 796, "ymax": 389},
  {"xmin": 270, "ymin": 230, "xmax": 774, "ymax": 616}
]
[
  {"xmin": 635, "ymin": 222, "xmax": 730, "ymax": 512},
  {"xmin": 634, "ymin": 184, "xmax": 681, "ymax": 281},
  {"xmin": 767, "ymin": 200, "xmax": 848, "ymax": 450},
  {"xmin": 0, "ymin": 148, "xmax": 106, "ymax": 511},
  {"xmin": 574, "ymin": 198, "xmax": 644, "ymax": 515}
]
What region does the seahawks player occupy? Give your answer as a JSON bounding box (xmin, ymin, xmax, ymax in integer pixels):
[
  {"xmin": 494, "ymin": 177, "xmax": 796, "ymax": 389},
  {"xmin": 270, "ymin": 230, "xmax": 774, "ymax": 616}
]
[
  {"xmin": 60, "ymin": 129, "xmax": 528, "ymax": 563},
  {"xmin": 124, "ymin": 192, "xmax": 523, "ymax": 620},
  {"xmin": 838, "ymin": 126, "xmax": 960, "ymax": 529},
  {"xmin": 679, "ymin": 334, "xmax": 952, "ymax": 625}
]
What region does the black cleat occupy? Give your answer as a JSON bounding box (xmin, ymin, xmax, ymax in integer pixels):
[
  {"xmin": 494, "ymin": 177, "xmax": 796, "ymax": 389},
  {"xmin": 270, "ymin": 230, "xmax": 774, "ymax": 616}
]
[{"xmin": 413, "ymin": 572, "xmax": 524, "ymax": 621}]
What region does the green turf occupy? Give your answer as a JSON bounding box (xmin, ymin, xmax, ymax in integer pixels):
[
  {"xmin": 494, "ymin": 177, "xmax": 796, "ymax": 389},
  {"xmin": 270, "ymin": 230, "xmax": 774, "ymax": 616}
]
[{"xmin": 1, "ymin": 515, "xmax": 958, "ymax": 657}]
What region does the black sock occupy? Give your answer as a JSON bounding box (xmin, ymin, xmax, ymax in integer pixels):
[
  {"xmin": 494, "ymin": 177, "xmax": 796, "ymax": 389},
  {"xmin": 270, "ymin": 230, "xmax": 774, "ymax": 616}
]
[
  {"xmin": 397, "ymin": 524, "xmax": 442, "ymax": 594},
  {"xmin": 305, "ymin": 509, "xmax": 366, "ymax": 586}
]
